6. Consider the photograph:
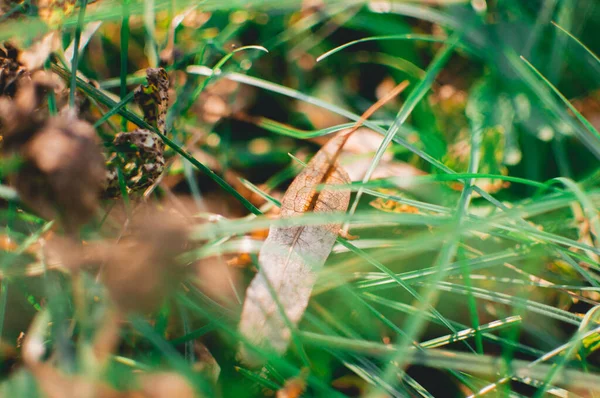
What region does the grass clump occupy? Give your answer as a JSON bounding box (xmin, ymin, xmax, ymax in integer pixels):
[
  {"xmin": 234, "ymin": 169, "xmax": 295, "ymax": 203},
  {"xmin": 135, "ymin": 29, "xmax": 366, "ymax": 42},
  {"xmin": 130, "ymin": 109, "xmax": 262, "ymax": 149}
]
[{"xmin": 1, "ymin": 0, "xmax": 600, "ymax": 397}]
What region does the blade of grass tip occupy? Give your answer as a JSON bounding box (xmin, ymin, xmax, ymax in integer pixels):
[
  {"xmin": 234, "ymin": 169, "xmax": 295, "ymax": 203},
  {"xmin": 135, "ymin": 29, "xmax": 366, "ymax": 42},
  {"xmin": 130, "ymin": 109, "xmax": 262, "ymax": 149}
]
[
  {"xmin": 520, "ymin": 55, "xmax": 600, "ymax": 156},
  {"xmin": 0, "ymin": 185, "xmax": 18, "ymax": 201},
  {"xmin": 552, "ymin": 21, "xmax": 600, "ymax": 71},
  {"xmin": 51, "ymin": 63, "xmax": 262, "ymax": 215},
  {"xmin": 316, "ymin": 34, "xmax": 453, "ymax": 63},
  {"xmin": 342, "ymin": 34, "xmax": 459, "ymax": 237},
  {"xmin": 236, "ymin": 115, "xmax": 359, "ymax": 139},
  {"xmin": 120, "ymin": 0, "xmax": 130, "ymax": 130},
  {"xmin": 69, "ymin": 0, "xmax": 88, "ymax": 109},
  {"xmin": 175, "ymin": 45, "xmax": 268, "ymax": 123}
]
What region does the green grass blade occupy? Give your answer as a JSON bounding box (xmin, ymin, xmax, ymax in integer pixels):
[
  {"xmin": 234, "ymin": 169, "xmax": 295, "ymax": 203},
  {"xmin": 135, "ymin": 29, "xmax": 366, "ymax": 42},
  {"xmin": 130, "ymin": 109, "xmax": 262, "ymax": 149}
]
[
  {"xmin": 552, "ymin": 21, "xmax": 600, "ymax": 68},
  {"xmin": 69, "ymin": 0, "xmax": 89, "ymax": 109},
  {"xmin": 316, "ymin": 34, "xmax": 453, "ymax": 62},
  {"xmin": 520, "ymin": 55, "xmax": 600, "ymax": 153},
  {"xmin": 51, "ymin": 63, "xmax": 262, "ymax": 215},
  {"xmin": 120, "ymin": 0, "xmax": 130, "ymax": 130}
]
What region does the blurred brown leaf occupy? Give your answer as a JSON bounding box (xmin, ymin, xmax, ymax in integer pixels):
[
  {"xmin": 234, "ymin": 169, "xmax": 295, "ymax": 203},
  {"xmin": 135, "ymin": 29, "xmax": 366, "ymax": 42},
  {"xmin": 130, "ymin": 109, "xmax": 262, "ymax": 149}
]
[
  {"xmin": 46, "ymin": 207, "xmax": 192, "ymax": 314},
  {"xmin": 0, "ymin": 72, "xmax": 105, "ymax": 233}
]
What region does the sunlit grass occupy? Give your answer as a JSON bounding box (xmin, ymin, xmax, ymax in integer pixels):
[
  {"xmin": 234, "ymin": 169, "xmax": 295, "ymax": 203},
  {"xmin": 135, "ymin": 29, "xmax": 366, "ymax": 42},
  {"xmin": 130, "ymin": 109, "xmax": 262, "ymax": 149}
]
[{"xmin": 1, "ymin": 0, "xmax": 600, "ymax": 397}]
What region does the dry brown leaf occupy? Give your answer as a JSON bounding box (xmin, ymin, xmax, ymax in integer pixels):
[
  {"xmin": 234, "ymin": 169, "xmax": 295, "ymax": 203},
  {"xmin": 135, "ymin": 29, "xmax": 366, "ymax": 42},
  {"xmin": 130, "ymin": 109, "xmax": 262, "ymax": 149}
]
[
  {"xmin": 237, "ymin": 133, "xmax": 351, "ymax": 365},
  {"xmin": 16, "ymin": 115, "xmax": 106, "ymax": 232},
  {"xmin": 0, "ymin": 72, "xmax": 105, "ymax": 233},
  {"xmin": 238, "ymin": 81, "xmax": 409, "ymax": 365},
  {"xmin": 105, "ymin": 68, "xmax": 169, "ymax": 198}
]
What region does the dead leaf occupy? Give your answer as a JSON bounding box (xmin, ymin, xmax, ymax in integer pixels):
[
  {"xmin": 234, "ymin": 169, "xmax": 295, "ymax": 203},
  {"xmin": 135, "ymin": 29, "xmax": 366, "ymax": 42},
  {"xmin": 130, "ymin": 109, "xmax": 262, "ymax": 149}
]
[
  {"xmin": 0, "ymin": 72, "xmax": 105, "ymax": 233},
  {"xmin": 237, "ymin": 135, "xmax": 351, "ymax": 364},
  {"xmin": 46, "ymin": 206, "xmax": 191, "ymax": 314},
  {"xmin": 105, "ymin": 68, "xmax": 169, "ymax": 197},
  {"xmin": 238, "ymin": 81, "xmax": 409, "ymax": 365}
]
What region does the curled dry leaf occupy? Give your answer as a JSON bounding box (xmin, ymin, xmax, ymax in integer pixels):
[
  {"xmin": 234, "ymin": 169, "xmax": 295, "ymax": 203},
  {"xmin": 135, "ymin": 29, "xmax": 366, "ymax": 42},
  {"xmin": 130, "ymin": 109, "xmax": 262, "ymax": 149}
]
[
  {"xmin": 14, "ymin": 115, "xmax": 106, "ymax": 232},
  {"xmin": 238, "ymin": 81, "xmax": 409, "ymax": 365},
  {"xmin": 105, "ymin": 68, "xmax": 169, "ymax": 197}
]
